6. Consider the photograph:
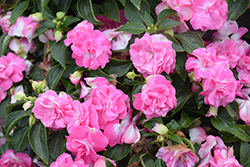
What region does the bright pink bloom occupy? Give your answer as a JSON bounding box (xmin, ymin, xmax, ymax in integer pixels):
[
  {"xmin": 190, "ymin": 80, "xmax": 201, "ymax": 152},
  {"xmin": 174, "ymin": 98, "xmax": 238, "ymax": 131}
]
[
  {"xmin": 50, "ymin": 153, "xmax": 88, "ymax": 167},
  {"xmin": 133, "ymin": 75, "xmax": 177, "ymax": 119},
  {"xmin": 185, "ymin": 47, "xmax": 229, "ymax": 81},
  {"xmin": 156, "ymin": 145, "xmax": 199, "ymax": 167},
  {"xmin": 89, "ymin": 84, "xmax": 129, "ymax": 129},
  {"xmin": 8, "ymin": 16, "xmax": 40, "ymax": 43},
  {"xmin": 0, "ymin": 149, "xmax": 35, "ymax": 167},
  {"xmin": 39, "ymin": 29, "xmax": 55, "ymax": 43},
  {"xmin": 200, "ymin": 68, "xmax": 242, "ymax": 108},
  {"xmin": 237, "ymin": 55, "xmax": 250, "ymax": 85},
  {"xmin": 0, "ymin": 11, "xmax": 11, "ymax": 33},
  {"xmin": 189, "ymin": 127, "xmax": 207, "ymax": 145},
  {"xmin": 167, "ymin": 0, "xmax": 193, "ymax": 21},
  {"xmin": 155, "ymin": 2, "xmax": 169, "ymax": 15},
  {"xmin": 64, "ymin": 20, "xmax": 112, "ymax": 70},
  {"xmin": 32, "ymin": 90, "xmax": 80, "ymax": 130},
  {"xmin": 66, "ymin": 125, "xmax": 108, "ymax": 165},
  {"xmin": 93, "ymin": 156, "xmax": 116, "ymax": 167},
  {"xmin": 235, "ymin": 96, "xmax": 250, "ymax": 125},
  {"xmin": 0, "ymin": 52, "xmax": 26, "ymax": 90},
  {"xmin": 130, "ymin": 33, "xmax": 176, "ymax": 77},
  {"xmin": 190, "ymin": 0, "xmax": 228, "ymax": 31}
]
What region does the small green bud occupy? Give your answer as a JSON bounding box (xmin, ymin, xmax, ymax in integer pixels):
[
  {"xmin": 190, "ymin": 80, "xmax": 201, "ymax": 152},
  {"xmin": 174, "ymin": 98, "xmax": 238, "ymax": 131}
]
[
  {"xmin": 55, "ymin": 30, "xmax": 63, "ymax": 41},
  {"xmin": 14, "ymin": 91, "xmax": 26, "ymax": 101},
  {"xmin": 29, "ymin": 114, "xmax": 36, "ymax": 127},
  {"xmin": 152, "ymin": 123, "xmax": 169, "ymax": 135},
  {"xmin": 157, "ymin": 135, "xmax": 164, "ymax": 142},
  {"xmin": 39, "ymin": 80, "xmax": 47, "ymax": 91},
  {"xmin": 23, "ymin": 101, "xmax": 33, "ymax": 111},
  {"xmin": 31, "ymin": 12, "xmax": 44, "ymax": 22},
  {"xmin": 53, "ymin": 19, "xmax": 57, "ymax": 24},
  {"xmin": 125, "ymin": 71, "xmax": 138, "ymax": 81},
  {"xmin": 56, "ymin": 11, "xmax": 65, "ymax": 20}
]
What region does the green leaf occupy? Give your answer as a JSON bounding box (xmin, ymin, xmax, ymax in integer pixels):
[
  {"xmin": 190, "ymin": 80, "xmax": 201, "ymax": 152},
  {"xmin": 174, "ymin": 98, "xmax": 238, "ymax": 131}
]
[
  {"xmin": 175, "ymin": 52, "xmax": 187, "ymax": 81},
  {"xmin": 116, "ymin": 22, "xmax": 146, "ymax": 34},
  {"xmin": 101, "ymin": 0, "xmax": 120, "ymax": 22},
  {"xmin": 225, "ymin": 101, "xmax": 239, "ymax": 117},
  {"xmin": 11, "ymin": 125, "xmax": 29, "ymax": 152},
  {"xmin": 211, "ymin": 108, "xmax": 235, "ymax": 131},
  {"xmin": 130, "ymin": 0, "xmax": 141, "ymax": 10},
  {"xmin": 0, "ymin": 33, "xmax": 12, "ymax": 55},
  {"xmin": 89, "ymin": 68, "xmax": 116, "ymax": 81},
  {"xmin": 119, "ymin": 0, "xmax": 126, "ymax": 6},
  {"xmin": 40, "ymin": 20, "xmax": 56, "ymax": 29},
  {"xmin": 157, "ymin": 9, "xmax": 176, "ymax": 22},
  {"xmin": 168, "ymin": 134, "xmax": 184, "ymax": 145},
  {"xmin": 227, "ymin": 0, "xmax": 249, "ymax": 20},
  {"xmin": 42, "ymin": 0, "xmax": 50, "ymax": 15},
  {"xmin": 158, "ymin": 19, "xmax": 182, "ymax": 31},
  {"xmin": 63, "ymin": 16, "xmax": 80, "ymax": 27},
  {"xmin": 154, "ymin": 159, "xmax": 166, "ymax": 167},
  {"xmin": 141, "ymin": 154, "xmax": 154, "ymax": 167},
  {"xmin": 175, "ymin": 32, "xmax": 204, "ymax": 54},
  {"xmin": 104, "ymin": 144, "xmax": 131, "ymax": 161},
  {"xmin": 144, "ymin": 12, "xmax": 154, "ymax": 26},
  {"xmin": 53, "ymin": 0, "xmax": 72, "ymax": 14},
  {"xmin": 51, "ymin": 40, "xmax": 66, "ymax": 69},
  {"xmin": 29, "ymin": 62, "xmax": 44, "ymax": 81},
  {"xmin": 46, "ymin": 64, "xmax": 65, "ymax": 90},
  {"xmin": 33, "ymin": 27, "xmax": 49, "ymax": 38},
  {"xmin": 180, "ymin": 113, "xmax": 200, "ymax": 129},
  {"xmin": 0, "ymin": 95, "xmax": 10, "ymax": 127},
  {"xmin": 166, "ymin": 119, "xmax": 181, "ymax": 131},
  {"xmin": 164, "ymin": 34, "xmax": 184, "ymax": 52},
  {"xmin": 240, "ymin": 142, "xmax": 250, "ymax": 166},
  {"xmin": 144, "ymin": 117, "xmax": 163, "ymax": 129},
  {"xmin": 6, "ymin": 110, "xmax": 27, "ymax": 136},
  {"xmin": 77, "ymin": 0, "xmax": 100, "ymax": 24},
  {"xmin": 105, "ymin": 158, "xmax": 115, "ymax": 167},
  {"xmin": 10, "ymin": 0, "xmax": 30, "ymax": 24},
  {"xmin": 182, "ymin": 137, "xmax": 196, "ymax": 153},
  {"xmin": 222, "ymin": 125, "xmax": 250, "ymax": 142},
  {"xmin": 171, "ymin": 90, "xmax": 194, "ymax": 116},
  {"xmin": 104, "ymin": 59, "xmax": 132, "ymax": 77},
  {"xmin": 195, "ymin": 89, "xmax": 204, "ymax": 109},
  {"xmin": 28, "ymin": 121, "xmax": 49, "ymax": 164}
]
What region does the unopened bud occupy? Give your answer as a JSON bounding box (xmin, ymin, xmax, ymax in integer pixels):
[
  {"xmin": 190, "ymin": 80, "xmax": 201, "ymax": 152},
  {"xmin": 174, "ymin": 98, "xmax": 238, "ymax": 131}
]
[
  {"xmin": 157, "ymin": 135, "xmax": 164, "ymax": 142},
  {"xmin": 23, "ymin": 101, "xmax": 33, "ymax": 111},
  {"xmin": 14, "ymin": 91, "xmax": 26, "ymax": 101},
  {"xmin": 176, "ymin": 131, "xmax": 186, "ymax": 138},
  {"xmin": 206, "ymin": 106, "xmax": 218, "ymax": 117},
  {"xmin": 70, "ymin": 71, "xmax": 81, "ymax": 85},
  {"xmin": 29, "ymin": 114, "xmax": 36, "ymax": 127},
  {"xmin": 53, "ymin": 19, "xmax": 57, "ymax": 24},
  {"xmin": 55, "ymin": 30, "xmax": 63, "ymax": 42},
  {"xmin": 39, "ymin": 80, "xmax": 47, "ymax": 91},
  {"xmin": 152, "ymin": 123, "xmax": 169, "ymax": 135},
  {"xmin": 56, "ymin": 11, "xmax": 65, "ymax": 20},
  {"xmin": 31, "ymin": 12, "xmax": 44, "ymax": 22},
  {"xmin": 126, "ymin": 71, "xmax": 138, "ymax": 81}
]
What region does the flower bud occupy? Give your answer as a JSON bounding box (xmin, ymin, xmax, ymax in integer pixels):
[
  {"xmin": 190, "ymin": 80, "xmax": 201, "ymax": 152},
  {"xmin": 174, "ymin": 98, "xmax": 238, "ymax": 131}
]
[
  {"xmin": 70, "ymin": 71, "xmax": 81, "ymax": 85},
  {"xmin": 56, "ymin": 11, "xmax": 65, "ymax": 20},
  {"xmin": 23, "ymin": 101, "xmax": 33, "ymax": 111},
  {"xmin": 157, "ymin": 135, "xmax": 164, "ymax": 142},
  {"xmin": 55, "ymin": 30, "xmax": 63, "ymax": 42},
  {"xmin": 31, "ymin": 12, "xmax": 44, "ymax": 22},
  {"xmin": 39, "ymin": 80, "xmax": 47, "ymax": 91},
  {"xmin": 176, "ymin": 131, "xmax": 186, "ymax": 138},
  {"xmin": 206, "ymin": 106, "xmax": 218, "ymax": 117},
  {"xmin": 126, "ymin": 71, "xmax": 138, "ymax": 81},
  {"xmin": 152, "ymin": 123, "xmax": 169, "ymax": 135},
  {"xmin": 29, "ymin": 114, "xmax": 36, "ymax": 127},
  {"xmin": 14, "ymin": 91, "xmax": 26, "ymax": 101}
]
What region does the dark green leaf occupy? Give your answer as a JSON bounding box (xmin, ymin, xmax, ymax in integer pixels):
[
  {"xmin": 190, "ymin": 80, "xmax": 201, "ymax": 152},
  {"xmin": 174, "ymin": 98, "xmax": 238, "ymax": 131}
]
[
  {"xmin": 168, "ymin": 134, "xmax": 184, "ymax": 145},
  {"xmin": 166, "ymin": 119, "xmax": 181, "ymax": 131},
  {"xmin": 0, "ymin": 95, "xmax": 10, "ymax": 127},
  {"xmin": 104, "ymin": 144, "xmax": 131, "ymax": 161},
  {"xmin": 101, "ymin": 0, "xmax": 120, "ymax": 22},
  {"xmin": 53, "ymin": 0, "xmax": 72, "ymax": 14},
  {"xmin": 77, "ymin": 0, "xmax": 100, "ymax": 24},
  {"xmin": 158, "ymin": 19, "xmax": 182, "ymax": 31},
  {"xmin": 141, "ymin": 154, "xmax": 154, "ymax": 167},
  {"xmin": 11, "ymin": 125, "xmax": 29, "ymax": 152},
  {"xmin": 175, "ymin": 32, "xmax": 204, "ymax": 54},
  {"xmin": 42, "ymin": 0, "xmax": 50, "ymax": 15},
  {"xmin": 157, "ymin": 9, "xmax": 176, "ymax": 22},
  {"xmin": 5, "ymin": 101, "xmax": 24, "ymax": 115},
  {"xmin": 7, "ymin": 0, "xmax": 22, "ymax": 10},
  {"xmin": 29, "ymin": 62, "xmax": 44, "ymax": 81},
  {"xmin": 6, "ymin": 110, "xmax": 27, "ymax": 136},
  {"xmin": 180, "ymin": 115, "xmax": 200, "ymax": 129},
  {"xmin": 132, "ymin": 83, "xmax": 142, "ymax": 96},
  {"xmin": 40, "ymin": 20, "xmax": 56, "ymax": 29},
  {"xmin": 211, "ymin": 108, "xmax": 235, "ymax": 131},
  {"xmin": 227, "ymin": 0, "xmax": 249, "ymax": 20},
  {"xmin": 154, "ymin": 159, "xmax": 166, "ymax": 167},
  {"xmin": 105, "ymin": 158, "xmax": 115, "ymax": 167},
  {"xmin": 10, "ymin": 0, "xmax": 30, "ymax": 24},
  {"xmin": 116, "ymin": 22, "xmax": 146, "ymax": 34},
  {"xmin": 63, "ymin": 16, "xmax": 80, "ymax": 27},
  {"xmin": 144, "ymin": 12, "xmax": 154, "ymax": 26},
  {"xmin": 0, "ymin": 33, "xmax": 12, "ymax": 55},
  {"xmin": 89, "ymin": 68, "xmax": 116, "ymax": 81},
  {"xmin": 195, "ymin": 89, "xmax": 204, "ymax": 109},
  {"xmin": 175, "ymin": 52, "xmax": 187, "ymax": 81},
  {"xmin": 182, "ymin": 137, "xmax": 196, "ymax": 153},
  {"xmin": 222, "ymin": 125, "xmax": 250, "ymax": 142},
  {"xmin": 225, "ymin": 101, "xmax": 239, "ymax": 117},
  {"xmin": 46, "ymin": 64, "xmax": 65, "ymax": 90},
  {"xmin": 171, "ymin": 90, "xmax": 194, "ymax": 116},
  {"xmin": 130, "ymin": 0, "xmax": 141, "ymax": 10},
  {"xmin": 119, "ymin": 0, "xmax": 126, "ymax": 6},
  {"xmin": 0, "ymin": 143, "xmax": 8, "ymax": 154},
  {"xmin": 51, "ymin": 40, "xmax": 66, "ymax": 69},
  {"xmin": 28, "ymin": 122, "xmax": 49, "ymax": 164},
  {"xmin": 33, "ymin": 27, "xmax": 49, "ymax": 38},
  {"xmin": 104, "ymin": 59, "xmax": 132, "ymax": 77},
  {"xmin": 240, "ymin": 142, "xmax": 250, "ymax": 166},
  {"xmin": 144, "ymin": 117, "xmax": 163, "ymax": 129},
  {"xmin": 164, "ymin": 34, "xmax": 184, "ymax": 52}
]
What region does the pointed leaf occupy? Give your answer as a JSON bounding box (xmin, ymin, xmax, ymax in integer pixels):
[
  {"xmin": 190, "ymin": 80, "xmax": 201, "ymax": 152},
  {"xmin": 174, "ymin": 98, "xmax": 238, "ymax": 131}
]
[
  {"xmin": 77, "ymin": 0, "xmax": 100, "ymax": 24},
  {"xmin": 46, "ymin": 64, "xmax": 65, "ymax": 90},
  {"xmin": 157, "ymin": 9, "xmax": 176, "ymax": 22},
  {"xmin": 227, "ymin": 0, "xmax": 249, "ymax": 20},
  {"xmin": 104, "ymin": 144, "xmax": 131, "ymax": 161},
  {"xmin": 222, "ymin": 125, "xmax": 250, "ymax": 142},
  {"xmin": 175, "ymin": 52, "xmax": 187, "ymax": 81},
  {"xmin": 211, "ymin": 108, "xmax": 235, "ymax": 131},
  {"xmin": 240, "ymin": 142, "xmax": 250, "ymax": 166},
  {"xmin": 154, "ymin": 159, "xmax": 166, "ymax": 167},
  {"xmin": 158, "ymin": 19, "xmax": 182, "ymax": 30},
  {"xmin": 225, "ymin": 101, "xmax": 239, "ymax": 118},
  {"xmin": 130, "ymin": 0, "xmax": 141, "ymax": 10},
  {"xmin": 10, "ymin": 0, "xmax": 30, "ymax": 24},
  {"xmin": 11, "ymin": 125, "xmax": 29, "ymax": 152},
  {"xmin": 51, "ymin": 40, "xmax": 66, "ymax": 69},
  {"xmin": 63, "ymin": 16, "xmax": 80, "ymax": 27},
  {"xmin": 6, "ymin": 110, "xmax": 27, "ymax": 136},
  {"xmin": 101, "ymin": 0, "xmax": 120, "ymax": 22},
  {"xmin": 116, "ymin": 22, "xmax": 146, "ymax": 34},
  {"xmin": 104, "ymin": 59, "xmax": 132, "ymax": 77}
]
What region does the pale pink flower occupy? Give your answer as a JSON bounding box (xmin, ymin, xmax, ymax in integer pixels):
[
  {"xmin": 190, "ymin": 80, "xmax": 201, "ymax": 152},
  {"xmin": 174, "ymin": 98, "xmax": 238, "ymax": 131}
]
[
  {"xmin": 185, "ymin": 47, "xmax": 229, "ymax": 81},
  {"xmin": 0, "ymin": 86, "xmax": 7, "ymax": 103},
  {"xmin": 64, "ymin": 20, "xmax": 112, "ymax": 70},
  {"xmin": 25, "ymin": 60, "xmax": 33, "ymax": 75},
  {"xmin": 0, "ymin": 52, "xmax": 26, "ymax": 90},
  {"xmin": 156, "ymin": 145, "xmax": 199, "ymax": 167},
  {"xmin": 200, "ymin": 68, "xmax": 242, "ymax": 108},
  {"xmin": 155, "ymin": 2, "xmax": 169, "ymax": 15},
  {"xmin": 190, "ymin": 0, "xmax": 228, "ymax": 31},
  {"xmin": 0, "ymin": 11, "xmax": 11, "ymax": 33},
  {"xmin": 237, "ymin": 55, "xmax": 250, "ymax": 85},
  {"xmin": 8, "ymin": 16, "xmax": 40, "ymax": 43},
  {"xmin": 93, "ymin": 156, "xmax": 116, "ymax": 167},
  {"xmin": 167, "ymin": 0, "xmax": 193, "ymax": 21},
  {"xmin": 133, "ymin": 75, "xmax": 177, "ymax": 119},
  {"xmin": 189, "ymin": 127, "xmax": 207, "ymax": 144},
  {"xmin": 0, "ymin": 149, "xmax": 35, "ymax": 167},
  {"xmin": 69, "ymin": 71, "xmax": 81, "ymax": 85},
  {"xmin": 235, "ymin": 95, "xmax": 250, "ymax": 125},
  {"xmin": 39, "ymin": 29, "xmax": 55, "ymax": 43},
  {"xmin": 89, "ymin": 84, "xmax": 129, "ymax": 129},
  {"xmin": 130, "ymin": 33, "xmax": 176, "ymax": 77},
  {"xmin": 66, "ymin": 125, "xmax": 108, "ymax": 165},
  {"xmin": 32, "ymin": 90, "xmax": 80, "ymax": 130},
  {"xmin": 50, "ymin": 153, "xmax": 88, "ymax": 167},
  {"xmin": 9, "ymin": 38, "xmax": 35, "ymax": 56}
]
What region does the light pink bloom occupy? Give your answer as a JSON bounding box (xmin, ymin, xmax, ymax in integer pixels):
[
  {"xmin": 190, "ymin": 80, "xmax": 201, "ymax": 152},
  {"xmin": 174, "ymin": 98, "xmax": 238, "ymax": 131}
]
[
  {"xmin": 0, "ymin": 11, "xmax": 11, "ymax": 33},
  {"xmin": 167, "ymin": 0, "xmax": 193, "ymax": 21},
  {"xmin": 133, "ymin": 75, "xmax": 177, "ymax": 119},
  {"xmin": 64, "ymin": 20, "xmax": 112, "ymax": 70},
  {"xmin": 0, "ymin": 86, "xmax": 7, "ymax": 103},
  {"xmin": 50, "ymin": 153, "xmax": 88, "ymax": 167},
  {"xmin": 156, "ymin": 145, "xmax": 199, "ymax": 167},
  {"xmin": 237, "ymin": 55, "xmax": 250, "ymax": 85},
  {"xmin": 32, "ymin": 90, "xmax": 80, "ymax": 130},
  {"xmin": 8, "ymin": 16, "xmax": 40, "ymax": 43},
  {"xmin": 0, "ymin": 149, "xmax": 35, "ymax": 167},
  {"xmin": 25, "ymin": 60, "xmax": 33, "ymax": 75},
  {"xmin": 66, "ymin": 125, "xmax": 108, "ymax": 165},
  {"xmin": 93, "ymin": 156, "xmax": 116, "ymax": 167},
  {"xmin": 235, "ymin": 96, "xmax": 250, "ymax": 125},
  {"xmin": 9, "ymin": 38, "xmax": 35, "ymax": 55},
  {"xmin": 0, "ymin": 52, "xmax": 26, "ymax": 90},
  {"xmin": 190, "ymin": 0, "xmax": 228, "ymax": 31},
  {"xmin": 189, "ymin": 127, "xmax": 207, "ymax": 144},
  {"xmin": 89, "ymin": 84, "xmax": 129, "ymax": 129},
  {"xmin": 80, "ymin": 81, "xmax": 92, "ymax": 100},
  {"xmin": 200, "ymin": 68, "xmax": 242, "ymax": 108},
  {"xmin": 130, "ymin": 33, "xmax": 176, "ymax": 77},
  {"xmin": 39, "ymin": 29, "xmax": 55, "ymax": 43},
  {"xmin": 185, "ymin": 47, "xmax": 229, "ymax": 81},
  {"xmin": 155, "ymin": 2, "xmax": 169, "ymax": 15}
]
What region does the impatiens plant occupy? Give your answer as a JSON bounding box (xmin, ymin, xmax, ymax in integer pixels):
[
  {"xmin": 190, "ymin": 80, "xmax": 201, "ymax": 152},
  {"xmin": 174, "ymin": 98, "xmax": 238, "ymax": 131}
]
[{"xmin": 0, "ymin": 0, "xmax": 249, "ymax": 167}]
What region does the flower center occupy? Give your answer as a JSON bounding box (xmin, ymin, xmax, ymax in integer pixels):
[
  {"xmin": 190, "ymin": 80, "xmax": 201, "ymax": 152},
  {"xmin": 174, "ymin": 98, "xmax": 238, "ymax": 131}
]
[{"xmin": 87, "ymin": 46, "xmax": 96, "ymax": 53}]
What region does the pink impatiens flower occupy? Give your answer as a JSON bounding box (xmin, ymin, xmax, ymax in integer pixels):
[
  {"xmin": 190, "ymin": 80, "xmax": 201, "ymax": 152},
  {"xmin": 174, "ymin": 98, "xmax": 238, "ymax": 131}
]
[
  {"xmin": 0, "ymin": 11, "xmax": 11, "ymax": 33},
  {"xmin": 0, "ymin": 149, "xmax": 36, "ymax": 167},
  {"xmin": 235, "ymin": 94, "xmax": 250, "ymax": 125},
  {"xmin": 0, "ymin": 52, "xmax": 26, "ymax": 90},
  {"xmin": 189, "ymin": 127, "xmax": 207, "ymax": 145},
  {"xmin": 156, "ymin": 145, "xmax": 199, "ymax": 167},
  {"xmin": 64, "ymin": 20, "xmax": 112, "ymax": 70},
  {"xmin": 237, "ymin": 54, "xmax": 250, "ymax": 85},
  {"xmin": 32, "ymin": 90, "xmax": 80, "ymax": 130},
  {"xmin": 50, "ymin": 153, "xmax": 88, "ymax": 167},
  {"xmin": 133, "ymin": 75, "xmax": 177, "ymax": 119}
]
